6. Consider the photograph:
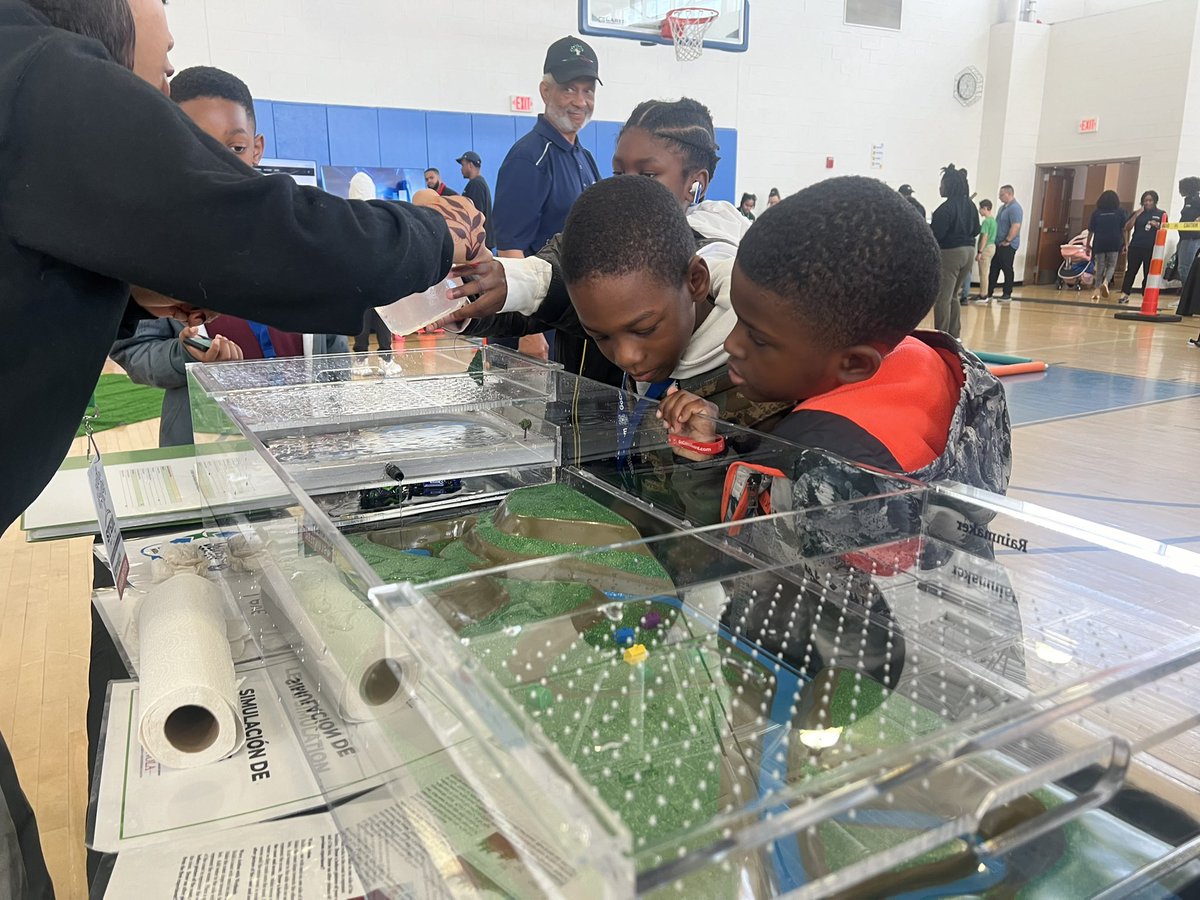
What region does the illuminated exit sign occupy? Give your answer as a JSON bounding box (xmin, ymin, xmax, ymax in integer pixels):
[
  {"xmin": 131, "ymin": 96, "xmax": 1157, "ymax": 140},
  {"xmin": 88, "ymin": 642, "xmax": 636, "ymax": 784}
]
[
  {"xmin": 510, "ymin": 95, "xmax": 534, "ymax": 113},
  {"xmin": 1079, "ymin": 117, "xmax": 1099, "ymax": 134}
]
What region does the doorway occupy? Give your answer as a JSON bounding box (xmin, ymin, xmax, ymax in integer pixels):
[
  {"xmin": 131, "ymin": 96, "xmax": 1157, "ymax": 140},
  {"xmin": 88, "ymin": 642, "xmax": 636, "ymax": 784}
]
[{"xmin": 1025, "ymin": 158, "xmax": 1140, "ymax": 285}]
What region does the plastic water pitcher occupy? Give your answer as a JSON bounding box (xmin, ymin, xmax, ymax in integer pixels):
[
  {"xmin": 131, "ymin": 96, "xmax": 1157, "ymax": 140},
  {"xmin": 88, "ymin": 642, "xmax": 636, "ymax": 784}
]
[{"xmin": 374, "ymin": 277, "xmax": 466, "ymax": 336}]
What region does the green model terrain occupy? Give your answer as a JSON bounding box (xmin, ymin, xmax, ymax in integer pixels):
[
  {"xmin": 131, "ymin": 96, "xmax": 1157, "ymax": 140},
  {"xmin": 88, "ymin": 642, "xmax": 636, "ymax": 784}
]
[{"xmin": 349, "ymin": 484, "xmax": 1153, "ymax": 895}]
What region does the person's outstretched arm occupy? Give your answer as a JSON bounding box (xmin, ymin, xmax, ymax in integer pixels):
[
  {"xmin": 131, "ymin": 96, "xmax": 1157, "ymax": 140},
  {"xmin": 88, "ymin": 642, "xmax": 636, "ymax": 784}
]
[{"xmin": 1, "ymin": 32, "xmax": 468, "ymax": 335}]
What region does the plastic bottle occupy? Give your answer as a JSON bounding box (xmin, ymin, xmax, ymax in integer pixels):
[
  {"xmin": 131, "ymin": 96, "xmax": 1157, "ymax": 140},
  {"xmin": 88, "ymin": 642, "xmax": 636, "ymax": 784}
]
[{"xmin": 374, "ymin": 277, "xmax": 466, "ymax": 336}]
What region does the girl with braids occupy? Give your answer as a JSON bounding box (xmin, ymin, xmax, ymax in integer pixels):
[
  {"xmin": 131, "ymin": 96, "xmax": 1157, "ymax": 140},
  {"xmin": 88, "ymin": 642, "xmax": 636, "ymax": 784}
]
[
  {"xmin": 617, "ymin": 97, "xmax": 751, "ymax": 258},
  {"xmin": 444, "ymin": 97, "xmax": 756, "ymax": 387},
  {"xmin": 929, "ymin": 164, "xmax": 980, "ymax": 339}
]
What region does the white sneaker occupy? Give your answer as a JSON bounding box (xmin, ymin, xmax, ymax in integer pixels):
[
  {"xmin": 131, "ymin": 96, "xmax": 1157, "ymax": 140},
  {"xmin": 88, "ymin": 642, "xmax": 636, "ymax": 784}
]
[
  {"xmin": 972, "ymin": 297, "xmax": 990, "ymax": 305},
  {"xmin": 383, "ymin": 358, "xmax": 405, "ymax": 377}
]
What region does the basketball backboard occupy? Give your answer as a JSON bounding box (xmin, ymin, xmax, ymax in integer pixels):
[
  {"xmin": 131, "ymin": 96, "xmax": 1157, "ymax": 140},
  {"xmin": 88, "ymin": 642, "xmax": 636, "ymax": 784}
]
[{"xmin": 579, "ymin": 1, "xmax": 749, "ymax": 53}]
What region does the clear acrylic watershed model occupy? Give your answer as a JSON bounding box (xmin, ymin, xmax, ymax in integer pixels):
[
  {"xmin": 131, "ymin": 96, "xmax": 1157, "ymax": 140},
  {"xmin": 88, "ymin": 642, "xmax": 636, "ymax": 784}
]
[{"xmin": 176, "ymin": 340, "xmax": 1200, "ymax": 898}]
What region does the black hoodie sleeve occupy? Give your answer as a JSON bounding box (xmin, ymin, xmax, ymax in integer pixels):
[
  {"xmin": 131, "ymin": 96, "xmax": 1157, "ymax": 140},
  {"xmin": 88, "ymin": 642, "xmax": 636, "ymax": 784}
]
[{"xmin": 0, "ymin": 32, "xmax": 453, "ymax": 334}]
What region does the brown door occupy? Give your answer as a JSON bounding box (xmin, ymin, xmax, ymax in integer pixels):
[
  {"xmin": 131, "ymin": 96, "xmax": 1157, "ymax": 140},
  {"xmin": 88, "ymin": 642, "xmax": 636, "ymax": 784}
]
[{"xmin": 1035, "ymin": 168, "xmax": 1074, "ymax": 284}]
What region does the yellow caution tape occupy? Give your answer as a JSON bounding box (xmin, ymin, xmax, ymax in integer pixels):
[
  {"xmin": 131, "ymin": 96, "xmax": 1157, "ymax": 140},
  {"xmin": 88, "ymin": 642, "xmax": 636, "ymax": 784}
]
[{"xmin": 1164, "ymin": 221, "xmax": 1200, "ymax": 230}]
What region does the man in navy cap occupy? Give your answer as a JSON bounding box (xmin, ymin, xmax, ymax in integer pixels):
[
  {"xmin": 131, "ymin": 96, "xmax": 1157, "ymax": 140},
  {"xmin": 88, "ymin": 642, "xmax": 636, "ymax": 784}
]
[
  {"xmin": 457, "ymin": 150, "xmax": 494, "ymax": 249},
  {"xmin": 492, "ymin": 35, "xmax": 602, "ymax": 359}
]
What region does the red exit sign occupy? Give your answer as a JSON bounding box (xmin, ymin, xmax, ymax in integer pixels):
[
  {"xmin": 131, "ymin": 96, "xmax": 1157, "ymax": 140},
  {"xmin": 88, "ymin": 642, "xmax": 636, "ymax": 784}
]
[
  {"xmin": 1079, "ymin": 117, "xmax": 1099, "ymax": 134},
  {"xmin": 510, "ymin": 95, "xmax": 534, "ymax": 113}
]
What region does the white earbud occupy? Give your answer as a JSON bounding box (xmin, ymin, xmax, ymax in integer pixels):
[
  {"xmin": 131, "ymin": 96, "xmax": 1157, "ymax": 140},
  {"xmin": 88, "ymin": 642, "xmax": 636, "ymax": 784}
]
[{"xmin": 691, "ymin": 181, "xmax": 702, "ymax": 204}]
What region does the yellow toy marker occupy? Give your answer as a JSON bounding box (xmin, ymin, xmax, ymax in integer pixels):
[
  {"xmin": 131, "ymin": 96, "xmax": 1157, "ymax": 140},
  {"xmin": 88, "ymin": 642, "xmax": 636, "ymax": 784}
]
[{"xmin": 623, "ymin": 643, "xmax": 649, "ymax": 665}]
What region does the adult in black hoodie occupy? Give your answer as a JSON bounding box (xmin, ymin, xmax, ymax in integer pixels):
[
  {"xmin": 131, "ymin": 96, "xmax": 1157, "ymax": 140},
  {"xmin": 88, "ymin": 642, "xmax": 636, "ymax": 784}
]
[
  {"xmin": 0, "ymin": 2, "xmax": 475, "ymax": 894},
  {"xmin": 0, "ymin": 0, "xmax": 478, "ymax": 533},
  {"xmin": 929, "ymin": 164, "xmax": 980, "ymax": 340}
]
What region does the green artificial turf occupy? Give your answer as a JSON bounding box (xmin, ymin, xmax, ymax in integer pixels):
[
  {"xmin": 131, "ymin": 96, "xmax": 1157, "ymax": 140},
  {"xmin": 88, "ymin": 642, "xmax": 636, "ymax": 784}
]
[
  {"xmin": 345, "ymin": 534, "xmax": 469, "ymax": 584},
  {"xmin": 500, "ymin": 483, "xmax": 630, "ymax": 526},
  {"xmin": 438, "ymin": 540, "xmax": 487, "ymax": 568},
  {"xmin": 458, "ymin": 580, "xmax": 598, "ymax": 639},
  {"xmin": 472, "ymin": 511, "xmax": 668, "ymax": 581},
  {"xmin": 76, "ymin": 374, "xmax": 166, "ymax": 437}
]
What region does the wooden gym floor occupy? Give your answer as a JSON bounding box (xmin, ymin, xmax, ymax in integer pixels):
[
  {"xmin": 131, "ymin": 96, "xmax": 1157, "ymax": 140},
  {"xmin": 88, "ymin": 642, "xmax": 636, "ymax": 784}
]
[{"xmin": 1, "ymin": 294, "xmax": 1198, "ymax": 897}]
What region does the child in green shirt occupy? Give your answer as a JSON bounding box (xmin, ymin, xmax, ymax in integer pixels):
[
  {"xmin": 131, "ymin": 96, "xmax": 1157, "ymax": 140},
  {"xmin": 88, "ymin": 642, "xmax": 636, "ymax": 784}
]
[{"xmin": 972, "ymin": 199, "xmax": 997, "ymax": 303}]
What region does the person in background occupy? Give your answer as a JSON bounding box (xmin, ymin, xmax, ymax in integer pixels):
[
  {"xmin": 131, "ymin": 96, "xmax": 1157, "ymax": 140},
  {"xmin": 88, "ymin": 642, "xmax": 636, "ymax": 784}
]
[
  {"xmin": 457, "ymin": 150, "xmax": 494, "ymax": 248},
  {"xmin": 423, "ymin": 167, "xmax": 458, "ymax": 196},
  {"xmin": 1085, "ymin": 190, "xmax": 1125, "ymax": 301},
  {"xmin": 898, "ymin": 183, "xmax": 925, "ymax": 219},
  {"xmin": 986, "ymin": 184, "xmax": 1023, "ymax": 301},
  {"xmin": 767, "ymin": 187, "xmax": 781, "ymax": 207},
  {"xmin": 1176, "ymin": 177, "xmax": 1200, "ymax": 286},
  {"xmin": 738, "ymin": 192, "xmax": 757, "ymax": 221},
  {"xmin": 354, "ymin": 310, "xmax": 392, "ymax": 356},
  {"xmin": 1119, "ymin": 190, "xmax": 1163, "ymax": 303},
  {"xmin": 110, "ymin": 65, "xmax": 350, "ymax": 446},
  {"xmin": 492, "ymin": 35, "xmax": 602, "ymax": 360},
  {"xmin": 971, "ymin": 199, "xmax": 997, "ymax": 303},
  {"xmin": 929, "ymin": 164, "xmax": 979, "ymax": 338}
]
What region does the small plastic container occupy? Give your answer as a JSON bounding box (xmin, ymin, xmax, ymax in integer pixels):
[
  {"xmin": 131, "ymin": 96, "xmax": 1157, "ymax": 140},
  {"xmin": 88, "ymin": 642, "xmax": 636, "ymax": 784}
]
[{"xmin": 374, "ymin": 277, "xmax": 465, "ymax": 336}]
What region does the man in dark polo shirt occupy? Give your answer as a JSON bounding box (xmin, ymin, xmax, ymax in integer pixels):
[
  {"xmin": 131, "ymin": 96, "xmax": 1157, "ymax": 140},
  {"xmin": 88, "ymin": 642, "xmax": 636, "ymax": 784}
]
[{"xmin": 493, "ymin": 35, "xmax": 602, "ymax": 360}]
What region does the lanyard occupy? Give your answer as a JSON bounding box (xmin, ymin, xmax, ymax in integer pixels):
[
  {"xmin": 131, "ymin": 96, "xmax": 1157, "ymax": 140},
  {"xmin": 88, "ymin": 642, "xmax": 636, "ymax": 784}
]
[
  {"xmin": 615, "ymin": 376, "xmax": 673, "ymax": 469},
  {"xmin": 246, "ymin": 321, "xmax": 278, "ymax": 359}
]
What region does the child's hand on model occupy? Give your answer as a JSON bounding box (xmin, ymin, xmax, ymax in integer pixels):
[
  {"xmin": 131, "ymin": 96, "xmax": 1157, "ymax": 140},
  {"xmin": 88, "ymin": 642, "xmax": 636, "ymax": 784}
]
[
  {"xmin": 179, "ymin": 326, "xmax": 244, "ymax": 363},
  {"xmin": 656, "ymin": 386, "xmax": 722, "ymax": 461}
]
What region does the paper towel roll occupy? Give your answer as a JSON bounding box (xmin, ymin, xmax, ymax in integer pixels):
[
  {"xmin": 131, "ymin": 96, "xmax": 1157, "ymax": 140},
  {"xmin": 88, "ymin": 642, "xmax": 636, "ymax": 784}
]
[
  {"xmin": 136, "ymin": 574, "xmax": 243, "ymax": 768},
  {"xmin": 269, "ymin": 559, "xmax": 419, "ymax": 723}
]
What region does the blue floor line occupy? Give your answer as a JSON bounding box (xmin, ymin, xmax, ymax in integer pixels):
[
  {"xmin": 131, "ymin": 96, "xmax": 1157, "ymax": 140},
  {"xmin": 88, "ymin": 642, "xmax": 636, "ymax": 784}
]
[
  {"xmin": 1003, "ymin": 365, "xmax": 1200, "ymax": 427},
  {"xmin": 1011, "ymin": 393, "xmax": 1200, "ymax": 428}
]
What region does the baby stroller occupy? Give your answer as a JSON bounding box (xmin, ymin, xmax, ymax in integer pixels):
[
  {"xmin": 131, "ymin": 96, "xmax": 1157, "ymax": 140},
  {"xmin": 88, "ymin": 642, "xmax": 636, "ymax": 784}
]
[{"xmin": 1057, "ymin": 230, "xmax": 1094, "ymax": 290}]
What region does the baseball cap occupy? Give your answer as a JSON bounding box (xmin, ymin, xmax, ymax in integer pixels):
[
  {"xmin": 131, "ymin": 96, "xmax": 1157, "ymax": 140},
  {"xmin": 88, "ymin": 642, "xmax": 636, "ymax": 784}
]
[
  {"xmin": 898, "ymin": 184, "xmax": 914, "ymax": 196},
  {"xmin": 456, "ymin": 150, "xmax": 482, "ymax": 166},
  {"xmin": 544, "ymin": 36, "xmax": 602, "ymax": 85}
]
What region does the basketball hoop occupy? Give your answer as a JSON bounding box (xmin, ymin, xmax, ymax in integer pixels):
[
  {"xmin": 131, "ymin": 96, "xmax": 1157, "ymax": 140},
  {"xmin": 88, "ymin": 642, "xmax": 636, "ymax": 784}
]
[{"xmin": 664, "ymin": 8, "xmax": 718, "ymax": 61}]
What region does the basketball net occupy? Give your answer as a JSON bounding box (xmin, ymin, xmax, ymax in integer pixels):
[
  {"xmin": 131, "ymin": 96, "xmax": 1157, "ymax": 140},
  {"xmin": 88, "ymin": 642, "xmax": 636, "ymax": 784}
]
[{"xmin": 666, "ymin": 8, "xmax": 717, "ymax": 61}]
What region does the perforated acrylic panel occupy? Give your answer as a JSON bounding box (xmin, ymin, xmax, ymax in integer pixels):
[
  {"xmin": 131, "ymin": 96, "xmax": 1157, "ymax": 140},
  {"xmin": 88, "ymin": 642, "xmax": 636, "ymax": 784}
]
[
  {"xmin": 580, "ymin": 0, "xmax": 749, "ymax": 52},
  {"xmin": 358, "ymin": 484, "xmax": 1200, "ymax": 898},
  {"xmin": 185, "ymin": 343, "xmax": 567, "ymax": 509}
]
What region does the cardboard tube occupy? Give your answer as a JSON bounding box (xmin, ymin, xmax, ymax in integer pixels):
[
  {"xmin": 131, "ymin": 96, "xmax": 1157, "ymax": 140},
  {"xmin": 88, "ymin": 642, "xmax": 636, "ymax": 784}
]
[{"xmin": 136, "ymin": 574, "xmax": 243, "ymax": 768}]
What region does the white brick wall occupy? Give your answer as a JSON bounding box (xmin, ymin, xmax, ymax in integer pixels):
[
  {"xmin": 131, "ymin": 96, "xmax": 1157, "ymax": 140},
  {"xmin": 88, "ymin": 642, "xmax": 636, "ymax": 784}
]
[{"xmin": 1036, "ymin": 0, "xmax": 1197, "ymax": 228}]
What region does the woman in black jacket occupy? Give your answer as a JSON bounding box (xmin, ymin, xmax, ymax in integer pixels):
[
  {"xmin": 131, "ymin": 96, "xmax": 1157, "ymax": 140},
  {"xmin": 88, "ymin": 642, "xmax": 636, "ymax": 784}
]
[{"xmin": 929, "ymin": 164, "xmax": 980, "ymax": 339}]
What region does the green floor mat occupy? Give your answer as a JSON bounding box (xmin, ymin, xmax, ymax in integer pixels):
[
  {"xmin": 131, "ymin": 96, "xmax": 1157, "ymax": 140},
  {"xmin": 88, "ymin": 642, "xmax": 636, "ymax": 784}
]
[{"xmin": 76, "ymin": 373, "xmax": 165, "ymax": 437}]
